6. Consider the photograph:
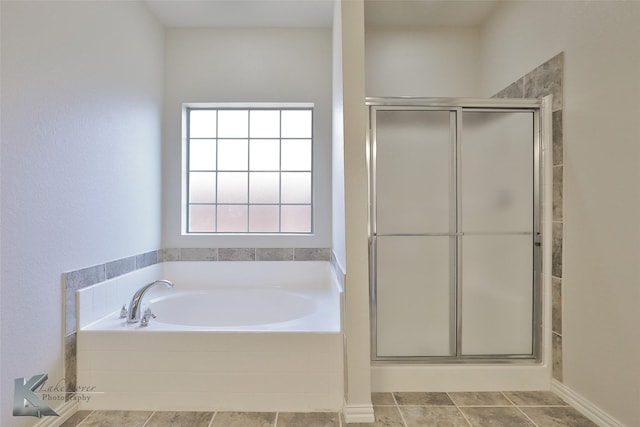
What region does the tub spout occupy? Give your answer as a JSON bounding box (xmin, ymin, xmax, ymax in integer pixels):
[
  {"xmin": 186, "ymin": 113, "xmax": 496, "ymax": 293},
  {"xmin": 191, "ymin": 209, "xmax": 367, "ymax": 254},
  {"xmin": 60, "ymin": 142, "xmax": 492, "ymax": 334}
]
[{"xmin": 127, "ymin": 280, "xmax": 173, "ymax": 323}]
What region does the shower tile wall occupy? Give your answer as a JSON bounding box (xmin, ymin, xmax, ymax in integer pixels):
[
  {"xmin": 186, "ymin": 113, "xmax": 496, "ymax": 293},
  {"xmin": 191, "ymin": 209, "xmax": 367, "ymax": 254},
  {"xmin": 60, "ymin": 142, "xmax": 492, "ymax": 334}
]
[
  {"xmin": 494, "ymin": 52, "xmax": 564, "ymax": 381},
  {"xmin": 62, "ymin": 247, "xmax": 331, "ymax": 396}
]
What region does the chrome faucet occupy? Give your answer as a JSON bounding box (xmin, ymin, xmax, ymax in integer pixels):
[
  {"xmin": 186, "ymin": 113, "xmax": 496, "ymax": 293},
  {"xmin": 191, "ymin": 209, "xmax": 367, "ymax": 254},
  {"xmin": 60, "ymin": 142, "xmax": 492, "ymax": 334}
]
[{"xmin": 126, "ymin": 280, "xmax": 173, "ymax": 323}]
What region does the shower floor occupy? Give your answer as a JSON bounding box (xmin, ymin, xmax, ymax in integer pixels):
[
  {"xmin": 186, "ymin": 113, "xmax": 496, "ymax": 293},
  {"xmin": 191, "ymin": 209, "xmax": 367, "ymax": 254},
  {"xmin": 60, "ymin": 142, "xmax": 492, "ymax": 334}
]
[{"xmin": 60, "ymin": 391, "xmax": 596, "ymax": 426}]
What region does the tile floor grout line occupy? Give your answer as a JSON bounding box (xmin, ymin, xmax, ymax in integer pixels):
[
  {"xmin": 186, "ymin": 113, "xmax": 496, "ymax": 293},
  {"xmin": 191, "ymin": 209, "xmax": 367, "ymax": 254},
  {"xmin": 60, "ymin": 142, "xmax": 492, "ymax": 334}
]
[
  {"xmin": 445, "ymin": 391, "xmax": 456, "ymax": 407},
  {"xmin": 391, "ymin": 392, "xmax": 409, "ymax": 427},
  {"xmin": 502, "ymin": 390, "xmax": 544, "ymax": 426},
  {"xmin": 396, "ymin": 403, "xmax": 456, "ymax": 408},
  {"xmin": 446, "ymin": 392, "xmax": 474, "ymax": 427},
  {"xmin": 515, "ymin": 405, "xmax": 541, "ymax": 427},
  {"xmin": 517, "ymin": 404, "xmax": 571, "ymax": 407},
  {"xmin": 453, "ymin": 404, "xmax": 529, "ymax": 408},
  {"xmin": 74, "ymin": 409, "xmax": 95, "ymax": 426},
  {"xmin": 207, "ymin": 411, "xmax": 217, "ymax": 427},
  {"xmin": 502, "ymin": 392, "xmax": 542, "ymax": 427},
  {"xmin": 501, "ymin": 391, "xmax": 517, "ymax": 406},
  {"xmin": 457, "ymin": 407, "xmax": 475, "ymax": 427},
  {"xmin": 140, "ymin": 410, "xmax": 156, "ymax": 427},
  {"xmin": 391, "ymin": 391, "xmax": 400, "ymax": 407},
  {"xmin": 406, "ymin": 404, "xmax": 523, "ymax": 407}
]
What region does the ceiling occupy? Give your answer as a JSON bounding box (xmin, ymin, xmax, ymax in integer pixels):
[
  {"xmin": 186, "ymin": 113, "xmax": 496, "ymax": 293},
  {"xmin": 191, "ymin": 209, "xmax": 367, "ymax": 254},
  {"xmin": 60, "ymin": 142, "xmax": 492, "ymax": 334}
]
[
  {"xmin": 366, "ymin": 0, "xmax": 501, "ymax": 28},
  {"xmin": 144, "ymin": 1, "xmax": 334, "ymax": 28},
  {"xmin": 144, "ymin": 0, "xmax": 501, "ymax": 28}
]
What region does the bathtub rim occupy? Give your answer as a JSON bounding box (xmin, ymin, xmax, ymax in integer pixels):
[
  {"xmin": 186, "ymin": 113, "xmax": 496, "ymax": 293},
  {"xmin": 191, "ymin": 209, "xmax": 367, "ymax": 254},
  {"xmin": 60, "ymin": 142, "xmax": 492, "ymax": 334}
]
[{"xmin": 78, "ymin": 260, "xmax": 343, "ymax": 333}]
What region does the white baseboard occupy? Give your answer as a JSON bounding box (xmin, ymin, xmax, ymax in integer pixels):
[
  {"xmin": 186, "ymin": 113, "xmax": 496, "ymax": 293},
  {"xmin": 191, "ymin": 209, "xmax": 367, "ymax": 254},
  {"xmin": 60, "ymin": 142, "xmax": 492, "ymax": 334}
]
[
  {"xmin": 32, "ymin": 400, "xmax": 79, "ymax": 427},
  {"xmin": 551, "ymin": 379, "xmax": 626, "ymax": 427},
  {"xmin": 343, "ymin": 402, "xmax": 375, "ymax": 424}
]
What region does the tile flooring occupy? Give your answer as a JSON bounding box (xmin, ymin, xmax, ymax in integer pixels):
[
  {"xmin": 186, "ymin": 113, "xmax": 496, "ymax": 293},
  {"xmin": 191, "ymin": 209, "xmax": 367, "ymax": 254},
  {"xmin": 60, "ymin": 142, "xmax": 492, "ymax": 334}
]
[{"xmin": 60, "ymin": 391, "xmax": 598, "ymax": 427}]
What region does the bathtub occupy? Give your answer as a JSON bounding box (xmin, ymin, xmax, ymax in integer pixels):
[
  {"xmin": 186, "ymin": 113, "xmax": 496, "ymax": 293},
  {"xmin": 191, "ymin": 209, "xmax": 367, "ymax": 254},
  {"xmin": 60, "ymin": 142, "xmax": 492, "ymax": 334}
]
[
  {"xmin": 150, "ymin": 288, "xmax": 322, "ymax": 330},
  {"xmin": 76, "ymin": 261, "xmax": 344, "ymax": 412}
]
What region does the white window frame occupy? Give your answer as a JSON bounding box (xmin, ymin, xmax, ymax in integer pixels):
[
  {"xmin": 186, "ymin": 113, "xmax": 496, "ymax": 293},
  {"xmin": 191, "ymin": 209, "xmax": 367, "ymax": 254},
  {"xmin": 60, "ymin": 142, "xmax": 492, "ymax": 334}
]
[{"xmin": 182, "ymin": 102, "xmax": 314, "ymax": 235}]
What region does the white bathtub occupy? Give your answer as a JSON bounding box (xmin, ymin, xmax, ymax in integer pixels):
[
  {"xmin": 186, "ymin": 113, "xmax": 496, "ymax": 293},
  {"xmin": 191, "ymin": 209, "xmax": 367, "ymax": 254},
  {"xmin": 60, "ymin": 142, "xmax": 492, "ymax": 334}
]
[
  {"xmin": 150, "ymin": 289, "xmax": 318, "ymax": 329},
  {"xmin": 77, "ymin": 261, "xmax": 344, "ymax": 412}
]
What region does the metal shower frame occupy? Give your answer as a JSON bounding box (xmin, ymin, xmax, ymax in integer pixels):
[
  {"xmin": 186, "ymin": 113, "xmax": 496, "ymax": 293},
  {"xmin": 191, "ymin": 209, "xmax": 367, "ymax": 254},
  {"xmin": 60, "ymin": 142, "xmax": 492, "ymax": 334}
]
[{"xmin": 367, "ymin": 97, "xmax": 546, "ymax": 364}]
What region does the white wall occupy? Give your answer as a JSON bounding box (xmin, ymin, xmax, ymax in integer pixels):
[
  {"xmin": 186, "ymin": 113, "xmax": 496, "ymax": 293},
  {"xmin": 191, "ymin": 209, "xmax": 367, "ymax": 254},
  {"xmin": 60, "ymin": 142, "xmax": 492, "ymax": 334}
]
[
  {"xmin": 481, "ymin": 2, "xmax": 640, "ymax": 426},
  {"xmin": 0, "ymin": 2, "xmax": 3, "ymax": 420},
  {"xmin": 340, "ymin": 1, "xmax": 374, "ymax": 422},
  {"xmin": 365, "ymin": 26, "xmax": 481, "ymax": 97},
  {"xmin": 162, "ymin": 28, "xmax": 332, "ymax": 249},
  {"xmin": 332, "ymin": 1, "xmax": 346, "ymax": 271},
  {"xmin": 0, "ymin": 1, "xmax": 164, "ymax": 425}
]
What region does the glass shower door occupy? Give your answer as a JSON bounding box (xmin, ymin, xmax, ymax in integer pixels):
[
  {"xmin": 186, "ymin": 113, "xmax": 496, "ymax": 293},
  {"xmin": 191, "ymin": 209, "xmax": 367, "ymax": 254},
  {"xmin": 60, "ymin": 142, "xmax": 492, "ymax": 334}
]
[
  {"xmin": 373, "ymin": 109, "xmax": 455, "ymax": 357},
  {"xmin": 460, "ymin": 111, "xmax": 535, "ymax": 356},
  {"xmin": 369, "ymin": 100, "xmax": 541, "ymax": 362}
]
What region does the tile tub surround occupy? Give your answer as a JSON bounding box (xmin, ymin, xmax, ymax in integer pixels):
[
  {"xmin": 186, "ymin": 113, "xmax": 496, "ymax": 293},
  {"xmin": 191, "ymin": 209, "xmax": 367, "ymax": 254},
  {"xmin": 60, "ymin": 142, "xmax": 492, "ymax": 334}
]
[
  {"xmin": 59, "ymin": 391, "xmax": 597, "ymax": 427},
  {"xmin": 63, "ymin": 248, "xmax": 332, "ymax": 396},
  {"xmin": 63, "ymin": 251, "xmax": 163, "ymax": 395},
  {"xmin": 494, "ymin": 52, "xmax": 565, "ymax": 382},
  {"xmin": 160, "ymin": 247, "xmax": 331, "ymax": 262}
]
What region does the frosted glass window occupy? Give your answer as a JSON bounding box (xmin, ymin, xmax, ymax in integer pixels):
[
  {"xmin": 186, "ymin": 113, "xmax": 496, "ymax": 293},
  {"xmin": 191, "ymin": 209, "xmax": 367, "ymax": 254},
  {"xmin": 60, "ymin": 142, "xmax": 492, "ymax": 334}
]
[
  {"xmin": 189, "ymin": 139, "xmax": 216, "ymax": 170},
  {"xmin": 250, "ymin": 139, "xmax": 280, "ymax": 170},
  {"xmin": 189, "ymin": 110, "xmax": 216, "ymax": 138},
  {"xmin": 218, "ymin": 139, "xmax": 248, "ymax": 170},
  {"xmin": 282, "ymin": 139, "xmax": 312, "ymax": 171},
  {"xmin": 281, "ymin": 110, "xmax": 312, "ymax": 138},
  {"xmin": 217, "ymin": 172, "xmax": 248, "ymax": 204},
  {"xmin": 189, "ymin": 172, "xmax": 216, "ymax": 203},
  {"xmin": 250, "ymin": 110, "xmax": 280, "ymax": 138},
  {"xmin": 186, "ymin": 105, "xmax": 313, "ymax": 233},
  {"xmin": 218, "ymin": 110, "xmax": 248, "ymax": 138},
  {"xmin": 217, "ymin": 205, "xmax": 248, "ymax": 232},
  {"xmin": 249, "ymin": 205, "xmax": 280, "ymax": 232},
  {"xmin": 281, "ymin": 172, "xmax": 311, "ymax": 204},
  {"xmin": 189, "ymin": 205, "xmax": 216, "ymax": 232},
  {"xmin": 281, "ymin": 205, "xmax": 311, "ymax": 233},
  {"xmin": 250, "ymin": 172, "xmax": 279, "ymax": 204}
]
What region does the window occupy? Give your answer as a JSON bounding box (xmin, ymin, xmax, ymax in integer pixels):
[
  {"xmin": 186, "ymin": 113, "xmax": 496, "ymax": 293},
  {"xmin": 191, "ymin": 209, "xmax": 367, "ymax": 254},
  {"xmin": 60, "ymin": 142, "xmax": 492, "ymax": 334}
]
[{"xmin": 185, "ymin": 104, "xmax": 313, "ymax": 234}]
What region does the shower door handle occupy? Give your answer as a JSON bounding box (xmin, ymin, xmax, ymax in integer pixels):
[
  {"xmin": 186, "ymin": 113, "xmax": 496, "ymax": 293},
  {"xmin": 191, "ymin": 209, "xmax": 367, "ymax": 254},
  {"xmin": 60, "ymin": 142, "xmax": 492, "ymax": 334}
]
[{"xmin": 534, "ymin": 231, "xmax": 542, "ymax": 246}]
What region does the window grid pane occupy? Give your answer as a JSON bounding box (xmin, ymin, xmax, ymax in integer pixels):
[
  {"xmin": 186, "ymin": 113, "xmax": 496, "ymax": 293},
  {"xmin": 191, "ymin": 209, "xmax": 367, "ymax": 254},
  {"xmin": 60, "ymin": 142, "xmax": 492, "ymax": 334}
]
[{"xmin": 187, "ymin": 106, "xmax": 312, "ymax": 234}]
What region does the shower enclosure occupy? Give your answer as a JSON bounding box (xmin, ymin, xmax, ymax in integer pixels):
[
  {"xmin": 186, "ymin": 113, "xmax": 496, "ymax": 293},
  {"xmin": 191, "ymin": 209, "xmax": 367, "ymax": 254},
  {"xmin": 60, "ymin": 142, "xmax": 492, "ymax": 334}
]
[{"xmin": 368, "ymin": 98, "xmax": 543, "ymax": 363}]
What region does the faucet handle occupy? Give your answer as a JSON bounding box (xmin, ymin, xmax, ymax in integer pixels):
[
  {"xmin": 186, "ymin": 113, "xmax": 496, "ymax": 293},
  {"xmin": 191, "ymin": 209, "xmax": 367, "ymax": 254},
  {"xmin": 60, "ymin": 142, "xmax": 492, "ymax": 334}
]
[
  {"xmin": 140, "ymin": 308, "xmax": 156, "ymax": 327},
  {"xmin": 143, "ymin": 308, "xmax": 157, "ymax": 319},
  {"xmin": 119, "ymin": 305, "xmax": 128, "ymax": 319}
]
